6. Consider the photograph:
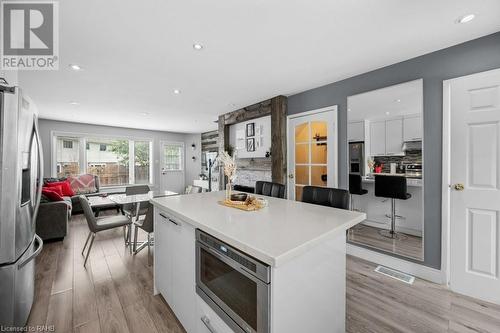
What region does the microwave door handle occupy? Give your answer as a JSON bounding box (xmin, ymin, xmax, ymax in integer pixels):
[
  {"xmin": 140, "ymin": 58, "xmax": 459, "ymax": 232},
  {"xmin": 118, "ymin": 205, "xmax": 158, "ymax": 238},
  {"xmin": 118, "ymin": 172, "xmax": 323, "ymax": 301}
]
[
  {"xmin": 32, "ymin": 117, "xmax": 44, "ymax": 220},
  {"xmin": 201, "ymin": 316, "xmax": 218, "ymax": 333}
]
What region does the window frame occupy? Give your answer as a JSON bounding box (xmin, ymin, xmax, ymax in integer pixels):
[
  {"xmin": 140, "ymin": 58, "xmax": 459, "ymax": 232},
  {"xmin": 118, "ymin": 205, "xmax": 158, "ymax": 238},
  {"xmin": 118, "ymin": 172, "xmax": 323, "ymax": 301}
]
[
  {"xmin": 51, "ymin": 130, "xmax": 154, "ymax": 187},
  {"xmin": 160, "ymin": 141, "xmax": 184, "ymax": 172}
]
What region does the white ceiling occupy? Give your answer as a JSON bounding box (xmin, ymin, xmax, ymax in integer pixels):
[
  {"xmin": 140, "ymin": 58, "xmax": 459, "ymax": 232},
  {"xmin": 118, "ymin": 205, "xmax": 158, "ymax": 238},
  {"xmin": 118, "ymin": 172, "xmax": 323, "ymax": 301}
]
[
  {"xmin": 19, "ymin": 0, "xmax": 500, "ymax": 133},
  {"xmin": 348, "ymin": 79, "xmax": 423, "ymax": 121}
]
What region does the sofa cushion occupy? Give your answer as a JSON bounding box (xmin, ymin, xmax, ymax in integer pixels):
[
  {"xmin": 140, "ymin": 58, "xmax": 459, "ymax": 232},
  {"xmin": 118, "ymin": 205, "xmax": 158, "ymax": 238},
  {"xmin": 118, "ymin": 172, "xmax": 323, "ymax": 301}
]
[
  {"xmin": 42, "ymin": 187, "xmax": 64, "ymax": 201},
  {"xmin": 68, "ymin": 174, "xmax": 97, "ymax": 194},
  {"xmin": 45, "ymin": 181, "xmax": 75, "ymax": 197}
]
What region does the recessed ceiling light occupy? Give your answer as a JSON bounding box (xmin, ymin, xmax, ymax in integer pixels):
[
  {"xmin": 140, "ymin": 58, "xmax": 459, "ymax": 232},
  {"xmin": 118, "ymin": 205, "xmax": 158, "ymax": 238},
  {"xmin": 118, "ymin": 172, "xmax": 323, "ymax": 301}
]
[
  {"xmin": 193, "ymin": 43, "xmax": 204, "ymax": 50},
  {"xmin": 457, "ymin": 14, "xmax": 475, "ymax": 24},
  {"xmin": 347, "ymin": 108, "xmax": 351, "ymax": 112},
  {"xmin": 394, "ymin": 99, "xmax": 401, "ymax": 103},
  {"xmin": 139, "ymin": 112, "xmax": 149, "ymax": 116},
  {"xmin": 69, "ymin": 64, "xmax": 82, "ymax": 71},
  {"xmin": 69, "ymin": 101, "xmax": 80, "ymax": 105},
  {"xmin": 173, "ymin": 89, "xmax": 181, "ymax": 94},
  {"xmin": 385, "ymin": 111, "xmax": 390, "ymax": 115}
]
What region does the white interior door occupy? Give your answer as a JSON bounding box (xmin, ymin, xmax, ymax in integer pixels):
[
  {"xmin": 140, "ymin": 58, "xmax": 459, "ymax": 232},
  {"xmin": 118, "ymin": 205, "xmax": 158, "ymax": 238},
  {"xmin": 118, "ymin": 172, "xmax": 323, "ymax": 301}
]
[
  {"xmin": 287, "ymin": 107, "xmax": 338, "ymax": 201},
  {"xmin": 159, "ymin": 141, "xmax": 185, "ymax": 194},
  {"xmin": 448, "ymin": 68, "xmax": 500, "ymax": 305}
]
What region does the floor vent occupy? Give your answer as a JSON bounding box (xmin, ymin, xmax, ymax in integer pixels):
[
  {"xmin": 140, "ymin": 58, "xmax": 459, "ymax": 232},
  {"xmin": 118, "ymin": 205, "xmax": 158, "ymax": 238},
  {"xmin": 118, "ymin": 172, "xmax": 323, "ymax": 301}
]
[{"xmin": 374, "ymin": 265, "xmax": 415, "ymax": 285}]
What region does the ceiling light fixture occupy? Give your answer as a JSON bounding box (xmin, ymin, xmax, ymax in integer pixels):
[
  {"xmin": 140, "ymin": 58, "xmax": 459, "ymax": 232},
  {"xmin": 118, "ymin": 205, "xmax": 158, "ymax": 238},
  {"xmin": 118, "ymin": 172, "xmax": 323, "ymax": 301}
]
[
  {"xmin": 139, "ymin": 112, "xmax": 149, "ymax": 116},
  {"xmin": 395, "ymin": 99, "xmax": 401, "ymax": 103},
  {"xmin": 385, "ymin": 111, "xmax": 390, "ymax": 115},
  {"xmin": 173, "ymin": 89, "xmax": 181, "ymax": 94},
  {"xmin": 193, "ymin": 43, "xmax": 204, "ymax": 50},
  {"xmin": 69, "ymin": 64, "xmax": 82, "ymax": 71},
  {"xmin": 69, "ymin": 101, "xmax": 80, "ymax": 105},
  {"xmin": 457, "ymin": 14, "xmax": 475, "ymax": 24}
]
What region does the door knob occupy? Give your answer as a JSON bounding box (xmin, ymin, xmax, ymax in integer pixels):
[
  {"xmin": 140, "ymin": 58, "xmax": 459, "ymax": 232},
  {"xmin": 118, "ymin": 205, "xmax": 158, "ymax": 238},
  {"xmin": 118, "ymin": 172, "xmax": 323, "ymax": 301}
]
[
  {"xmin": 288, "ymin": 173, "xmax": 294, "ymax": 179},
  {"xmin": 453, "ymin": 183, "xmax": 465, "ymax": 191}
]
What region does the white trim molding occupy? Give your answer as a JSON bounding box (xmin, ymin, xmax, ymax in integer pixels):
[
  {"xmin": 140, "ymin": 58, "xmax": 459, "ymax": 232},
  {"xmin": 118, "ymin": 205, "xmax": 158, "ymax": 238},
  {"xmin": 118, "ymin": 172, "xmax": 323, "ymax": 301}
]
[{"xmin": 347, "ymin": 244, "xmax": 446, "ymax": 284}]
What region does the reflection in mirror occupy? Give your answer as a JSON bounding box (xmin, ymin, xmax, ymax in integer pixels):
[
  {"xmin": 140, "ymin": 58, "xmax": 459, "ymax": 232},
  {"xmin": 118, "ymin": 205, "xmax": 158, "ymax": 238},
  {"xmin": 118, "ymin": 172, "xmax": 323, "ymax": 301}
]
[{"xmin": 346, "ymin": 79, "xmax": 424, "ymax": 261}]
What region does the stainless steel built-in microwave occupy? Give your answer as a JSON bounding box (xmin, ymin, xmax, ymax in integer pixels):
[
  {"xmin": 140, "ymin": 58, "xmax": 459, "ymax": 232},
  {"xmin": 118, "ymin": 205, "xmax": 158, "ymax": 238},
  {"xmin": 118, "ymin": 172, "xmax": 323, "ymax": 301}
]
[{"xmin": 196, "ymin": 229, "xmax": 271, "ymax": 333}]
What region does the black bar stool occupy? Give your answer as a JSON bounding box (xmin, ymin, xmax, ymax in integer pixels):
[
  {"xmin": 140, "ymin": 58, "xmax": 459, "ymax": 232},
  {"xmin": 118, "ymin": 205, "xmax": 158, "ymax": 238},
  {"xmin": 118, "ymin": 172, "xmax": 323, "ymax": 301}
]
[
  {"xmin": 302, "ymin": 186, "xmax": 350, "ymax": 210},
  {"xmin": 255, "ymin": 181, "xmax": 286, "ymax": 199},
  {"xmin": 349, "ymin": 174, "xmax": 368, "ymax": 211},
  {"xmin": 374, "ymin": 175, "xmax": 411, "ymax": 239}
]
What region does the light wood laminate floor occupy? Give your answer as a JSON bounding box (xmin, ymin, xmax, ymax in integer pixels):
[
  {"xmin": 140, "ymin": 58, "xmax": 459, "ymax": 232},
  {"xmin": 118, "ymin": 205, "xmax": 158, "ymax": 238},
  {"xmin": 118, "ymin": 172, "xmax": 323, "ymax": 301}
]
[
  {"xmin": 28, "ymin": 211, "xmax": 500, "ymax": 333},
  {"xmin": 348, "ymin": 224, "xmax": 424, "ymax": 261}
]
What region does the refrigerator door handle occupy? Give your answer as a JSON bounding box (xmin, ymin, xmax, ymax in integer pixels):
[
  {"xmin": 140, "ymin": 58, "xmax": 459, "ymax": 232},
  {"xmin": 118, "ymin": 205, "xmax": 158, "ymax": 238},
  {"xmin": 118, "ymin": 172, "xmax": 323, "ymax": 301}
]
[
  {"xmin": 32, "ymin": 116, "xmax": 44, "ymax": 220},
  {"xmin": 17, "ymin": 234, "xmax": 43, "ymax": 269}
]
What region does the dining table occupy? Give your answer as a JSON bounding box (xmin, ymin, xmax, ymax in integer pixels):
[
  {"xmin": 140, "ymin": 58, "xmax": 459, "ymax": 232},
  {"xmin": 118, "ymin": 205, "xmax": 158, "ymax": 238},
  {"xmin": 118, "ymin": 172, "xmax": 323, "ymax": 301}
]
[{"xmin": 108, "ymin": 190, "xmax": 178, "ymax": 252}]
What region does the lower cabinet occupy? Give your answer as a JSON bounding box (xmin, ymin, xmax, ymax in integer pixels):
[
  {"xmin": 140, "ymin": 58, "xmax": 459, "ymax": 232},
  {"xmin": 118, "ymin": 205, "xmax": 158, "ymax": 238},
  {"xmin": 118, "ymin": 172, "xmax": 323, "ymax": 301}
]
[
  {"xmin": 196, "ymin": 295, "xmax": 234, "ymax": 333},
  {"xmin": 154, "ymin": 208, "xmax": 196, "ymax": 333}
]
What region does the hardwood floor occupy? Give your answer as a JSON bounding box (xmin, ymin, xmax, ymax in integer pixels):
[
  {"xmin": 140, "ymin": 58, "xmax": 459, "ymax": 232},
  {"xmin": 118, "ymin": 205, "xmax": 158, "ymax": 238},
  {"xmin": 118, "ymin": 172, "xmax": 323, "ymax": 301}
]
[
  {"xmin": 348, "ymin": 223, "xmax": 423, "ymax": 261},
  {"xmin": 28, "ymin": 211, "xmax": 500, "ymax": 333}
]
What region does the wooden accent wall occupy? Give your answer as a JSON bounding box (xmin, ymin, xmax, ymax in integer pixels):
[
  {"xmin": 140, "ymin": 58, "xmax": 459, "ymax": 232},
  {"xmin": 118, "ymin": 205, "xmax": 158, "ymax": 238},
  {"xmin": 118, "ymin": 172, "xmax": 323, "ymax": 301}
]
[{"xmin": 218, "ymin": 96, "xmax": 287, "ymax": 190}]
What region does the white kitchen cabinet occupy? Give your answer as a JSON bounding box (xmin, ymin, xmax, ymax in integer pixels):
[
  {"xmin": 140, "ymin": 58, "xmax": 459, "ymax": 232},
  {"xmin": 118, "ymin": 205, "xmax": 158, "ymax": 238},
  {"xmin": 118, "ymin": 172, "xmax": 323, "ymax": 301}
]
[
  {"xmin": 369, "ymin": 121, "xmax": 386, "ymax": 156},
  {"xmin": 385, "ymin": 119, "xmax": 404, "ymax": 155},
  {"xmin": 403, "ymin": 115, "xmax": 422, "ymax": 141},
  {"xmin": 154, "ymin": 208, "xmax": 196, "ymax": 333},
  {"xmin": 348, "ymin": 121, "xmax": 364, "ymax": 142}
]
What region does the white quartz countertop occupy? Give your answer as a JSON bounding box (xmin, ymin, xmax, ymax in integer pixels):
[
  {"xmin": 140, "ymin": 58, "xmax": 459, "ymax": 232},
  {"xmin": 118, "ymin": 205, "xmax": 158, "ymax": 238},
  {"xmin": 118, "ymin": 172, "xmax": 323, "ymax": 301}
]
[{"xmin": 151, "ymin": 191, "xmax": 366, "ymax": 267}]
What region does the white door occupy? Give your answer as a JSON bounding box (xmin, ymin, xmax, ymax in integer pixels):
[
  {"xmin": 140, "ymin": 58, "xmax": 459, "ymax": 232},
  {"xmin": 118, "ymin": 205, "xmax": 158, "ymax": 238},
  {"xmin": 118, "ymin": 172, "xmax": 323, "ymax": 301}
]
[
  {"xmin": 448, "ymin": 68, "xmax": 500, "ymax": 305},
  {"xmin": 287, "ymin": 107, "xmax": 338, "ymax": 201},
  {"xmin": 159, "ymin": 141, "xmax": 185, "ymax": 193}
]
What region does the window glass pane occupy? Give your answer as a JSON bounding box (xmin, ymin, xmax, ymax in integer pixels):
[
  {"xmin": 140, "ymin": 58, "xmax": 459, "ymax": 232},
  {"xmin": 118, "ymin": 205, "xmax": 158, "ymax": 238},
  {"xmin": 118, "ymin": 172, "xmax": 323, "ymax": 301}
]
[
  {"xmin": 311, "ymin": 165, "xmax": 327, "ymax": 186},
  {"xmin": 134, "ymin": 141, "xmax": 150, "ymax": 184},
  {"xmin": 311, "ymin": 142, "xmax": 327, "ymax": 164},
  {"xmin": 56, "ymin": 137, "xmax": 80, "ymax": 178},
  {"xmin": 295, "ymin": 122, "xmax": 309, "ymax": 143},
  {"xmin": 295, "ymin": 143, "xmax": 309, "ymax": 164},
  {"xmin": 295, "ymin": 165, "xmax": 309, "ymax": 185},
  {"xmin": 311, "ymin": 121, "xmax": 327, "ymax": 141},
  {"xmin": 163, "ymin": 144, "xmax": 183, "ymax": 171},
  {"xmin": 86, "ymin": 138, "xmax": 129, "ymax": 186}
]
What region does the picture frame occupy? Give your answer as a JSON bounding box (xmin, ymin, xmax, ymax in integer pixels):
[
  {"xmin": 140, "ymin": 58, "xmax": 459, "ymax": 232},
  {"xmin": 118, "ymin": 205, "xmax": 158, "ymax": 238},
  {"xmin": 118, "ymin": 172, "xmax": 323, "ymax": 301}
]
[
  {"xmin": 246, "ymin": 122, "xmax": 255, "ymax": 137},
  {"xmin": 246, "ymin": 138, "xmax": 255, "ymax": 152}
]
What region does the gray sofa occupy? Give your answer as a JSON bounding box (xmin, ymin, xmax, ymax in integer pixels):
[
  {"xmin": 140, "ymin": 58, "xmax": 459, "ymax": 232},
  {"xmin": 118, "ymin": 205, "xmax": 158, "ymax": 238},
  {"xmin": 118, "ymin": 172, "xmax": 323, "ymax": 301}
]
[{"xmin": 36, "ymin": 196, "xmax": 72, "ymax": 241}]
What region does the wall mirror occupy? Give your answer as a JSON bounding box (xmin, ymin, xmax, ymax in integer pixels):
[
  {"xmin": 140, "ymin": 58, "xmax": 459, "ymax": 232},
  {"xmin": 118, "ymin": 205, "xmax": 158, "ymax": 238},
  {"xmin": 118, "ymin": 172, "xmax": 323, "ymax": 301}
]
[{"xmin": 347, "ymin": 79, "xmax": 424, "ymax": 261}]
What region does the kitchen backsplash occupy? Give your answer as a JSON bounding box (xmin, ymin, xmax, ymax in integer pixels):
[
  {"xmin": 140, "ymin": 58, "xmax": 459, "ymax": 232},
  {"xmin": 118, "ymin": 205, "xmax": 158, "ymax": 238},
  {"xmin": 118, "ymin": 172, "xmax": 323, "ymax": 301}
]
[{"xmin": 373, "ymin": 150, "xmax": 422, "ymax": 173}]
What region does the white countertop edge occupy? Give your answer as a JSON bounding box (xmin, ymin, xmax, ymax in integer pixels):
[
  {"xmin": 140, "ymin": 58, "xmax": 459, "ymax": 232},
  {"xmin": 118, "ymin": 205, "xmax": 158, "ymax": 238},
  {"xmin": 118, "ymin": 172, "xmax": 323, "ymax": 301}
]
[{"xmin": 150, "ymin": 198, "xmax": 366, "ymax": 267}]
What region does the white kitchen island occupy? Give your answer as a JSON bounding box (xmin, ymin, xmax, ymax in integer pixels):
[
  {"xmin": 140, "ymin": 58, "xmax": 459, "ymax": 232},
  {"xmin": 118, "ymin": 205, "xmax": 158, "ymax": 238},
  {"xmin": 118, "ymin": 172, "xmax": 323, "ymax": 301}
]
[{"xmin": 151, "ymin": 191, "xmax": 366, "ymax": 333}]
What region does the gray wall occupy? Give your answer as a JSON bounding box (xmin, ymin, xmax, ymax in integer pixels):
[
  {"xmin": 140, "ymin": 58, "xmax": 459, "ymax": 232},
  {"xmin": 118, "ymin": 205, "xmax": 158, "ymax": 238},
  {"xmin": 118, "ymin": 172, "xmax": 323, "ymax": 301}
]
[
  {"xmin": 288, "ymin": 31, "xmax": 500, "ymax": 269},
  {"xmin": 38, "ymin": 119, "xmax": 200, "ymax": 193},
  {"xmin": 184, "ymin": 133, "xmax": 202, "ymax": 187}
]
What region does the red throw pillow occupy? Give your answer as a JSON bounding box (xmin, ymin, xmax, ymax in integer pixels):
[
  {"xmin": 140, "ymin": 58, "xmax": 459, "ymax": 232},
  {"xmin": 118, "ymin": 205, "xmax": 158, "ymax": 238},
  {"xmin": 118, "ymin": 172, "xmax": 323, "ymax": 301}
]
[
  {"xmin": 41, "ymin": 188, "xmax": 64, "ymax": 201},
  {"xmin": 45, "ymin": 185, "xmax": 63, "ymax": 196},
  {"xmin": 45, "ymin": 181, "xmax": 74, "ymax": 197}
]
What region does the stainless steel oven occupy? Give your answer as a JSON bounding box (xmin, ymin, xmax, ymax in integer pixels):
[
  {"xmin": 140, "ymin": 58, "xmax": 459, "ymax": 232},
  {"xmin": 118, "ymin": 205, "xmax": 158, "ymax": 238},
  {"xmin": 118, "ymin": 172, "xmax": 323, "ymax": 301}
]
[{"xmin": 196, "ymin": 229, "xmax": 271, "ymax": 333}]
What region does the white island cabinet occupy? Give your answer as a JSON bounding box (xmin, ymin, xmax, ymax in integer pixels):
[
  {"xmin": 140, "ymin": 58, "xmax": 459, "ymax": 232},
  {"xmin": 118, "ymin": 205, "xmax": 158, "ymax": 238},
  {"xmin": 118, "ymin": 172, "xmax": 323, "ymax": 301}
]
[{"xmin": 152, "ymin": 191, "xmax": 366, "ymax": 333}]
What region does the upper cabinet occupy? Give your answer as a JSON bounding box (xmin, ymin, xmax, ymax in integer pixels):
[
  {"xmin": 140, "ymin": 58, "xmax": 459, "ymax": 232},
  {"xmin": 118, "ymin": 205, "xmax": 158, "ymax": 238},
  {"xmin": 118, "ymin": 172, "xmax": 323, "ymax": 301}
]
[
  {"xmin": 385, "ymin": 119, "xmax": 404, "ymax": 155},
  {"xmin": 369, "ymin": 118, "xmax": 404, "ymax": 156},
  {"xmin": 348, "ymin": 121, "xmax": 364, "ymax": 142},
  {"xmin": 403, "ymin": 115, "xmax": 422, "ymax": 141},
  {"xmin": 369, "ymin": 120, "xmax": 386, "ymax": 156}
]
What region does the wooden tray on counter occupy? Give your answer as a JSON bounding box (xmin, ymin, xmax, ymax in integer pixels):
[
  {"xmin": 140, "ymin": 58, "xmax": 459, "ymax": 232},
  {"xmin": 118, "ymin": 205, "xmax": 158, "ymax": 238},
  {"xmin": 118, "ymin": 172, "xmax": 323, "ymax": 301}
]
[{"xmin": 218, "ymin": 199, "xmax": 265, "ymax": 211}]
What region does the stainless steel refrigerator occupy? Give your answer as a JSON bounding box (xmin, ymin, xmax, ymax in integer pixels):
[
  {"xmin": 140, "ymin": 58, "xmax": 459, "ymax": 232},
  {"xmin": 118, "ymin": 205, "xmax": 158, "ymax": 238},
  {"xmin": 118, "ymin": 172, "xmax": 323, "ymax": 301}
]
[{"xmin": 0, "ymin": 82, "xmax": 44, "ymax": 327}]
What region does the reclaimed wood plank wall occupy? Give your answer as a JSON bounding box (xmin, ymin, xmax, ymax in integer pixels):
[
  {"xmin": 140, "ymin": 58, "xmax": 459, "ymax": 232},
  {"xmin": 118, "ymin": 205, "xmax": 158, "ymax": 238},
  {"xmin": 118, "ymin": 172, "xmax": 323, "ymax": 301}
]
[{"xmin": 218, "ymin": 96, "xmax": 287, "ymax": 190}]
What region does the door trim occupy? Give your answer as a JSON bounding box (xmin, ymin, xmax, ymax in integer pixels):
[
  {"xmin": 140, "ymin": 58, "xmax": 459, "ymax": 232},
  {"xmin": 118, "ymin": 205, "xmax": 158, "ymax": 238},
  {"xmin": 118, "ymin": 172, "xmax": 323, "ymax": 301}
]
[
  {"xmin": 286, "ymin": 105, "xmax": 338, "ymax": 199},
  {"xmin": 441, "ymin": 67, "xmax": 500, "ymax": 288}
]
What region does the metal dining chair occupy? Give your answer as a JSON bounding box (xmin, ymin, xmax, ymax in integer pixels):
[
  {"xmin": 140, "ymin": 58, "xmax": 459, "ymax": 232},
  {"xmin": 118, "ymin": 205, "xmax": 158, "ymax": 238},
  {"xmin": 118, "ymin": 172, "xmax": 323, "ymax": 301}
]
[
  {"xmin": 133, "ymin": 203, "xmax": 154, "ymax": 265},
  {"xmin": 79, "ymin": 195, "xmax": 132, "ymax": 267},
  {"xmin": 122, "ymin": 184, "xmax": 150, "ymax": 220}
]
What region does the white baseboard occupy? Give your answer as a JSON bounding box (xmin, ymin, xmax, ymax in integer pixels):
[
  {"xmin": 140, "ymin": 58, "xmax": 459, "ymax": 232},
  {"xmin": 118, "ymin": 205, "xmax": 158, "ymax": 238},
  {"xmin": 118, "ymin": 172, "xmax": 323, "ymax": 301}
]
[{"xmin": 347, "ymin": 243, "xmax": 446, "ymax": 285}]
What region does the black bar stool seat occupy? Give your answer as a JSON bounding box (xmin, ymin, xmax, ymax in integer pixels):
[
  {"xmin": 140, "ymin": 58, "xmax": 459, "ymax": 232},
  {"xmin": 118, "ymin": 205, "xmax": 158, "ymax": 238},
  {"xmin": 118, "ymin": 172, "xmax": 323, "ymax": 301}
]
[
  {"xmin": 374, "ymin": 175, "xmax": 411, "ymax": 238},
  {"xmin": 302, "ymin": 186, "xmax": 350, "ymax": 210}
]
